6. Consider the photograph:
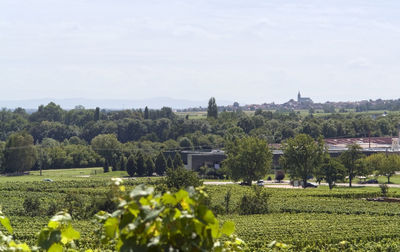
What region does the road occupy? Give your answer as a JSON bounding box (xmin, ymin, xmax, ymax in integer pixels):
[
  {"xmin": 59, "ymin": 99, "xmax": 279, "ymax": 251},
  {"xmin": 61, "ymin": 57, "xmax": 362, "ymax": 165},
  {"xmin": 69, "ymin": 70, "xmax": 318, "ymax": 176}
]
[{"xmin": 203, "ymin": 180, "xmax": 400, "ymax": 188}]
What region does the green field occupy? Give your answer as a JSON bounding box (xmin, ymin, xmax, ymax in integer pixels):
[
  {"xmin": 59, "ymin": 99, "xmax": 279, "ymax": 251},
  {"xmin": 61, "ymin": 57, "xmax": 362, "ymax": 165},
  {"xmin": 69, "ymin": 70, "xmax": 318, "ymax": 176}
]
[{"xmin": 3, "ymin": 168, "xmax": 400, "ymax": 251}]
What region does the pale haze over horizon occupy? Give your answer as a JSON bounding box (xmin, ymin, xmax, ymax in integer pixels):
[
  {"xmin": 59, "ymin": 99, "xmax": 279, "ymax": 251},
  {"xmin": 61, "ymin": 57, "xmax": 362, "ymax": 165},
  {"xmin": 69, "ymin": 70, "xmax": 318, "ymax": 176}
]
[{"xmin": 1, "ymin": 0, "xmax": 400, "ymax": 105}]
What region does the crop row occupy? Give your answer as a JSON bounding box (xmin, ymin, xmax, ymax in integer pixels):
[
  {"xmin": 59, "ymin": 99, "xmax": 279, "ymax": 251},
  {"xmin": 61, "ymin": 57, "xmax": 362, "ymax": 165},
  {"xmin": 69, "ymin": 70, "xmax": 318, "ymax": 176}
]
[
  {"xmin": 220, "ymin": 213, "xmax": 400, "ymax": 251},
  {"xmin": 205, "ymin": 184, "xmax": 400, "ymax": 216}
]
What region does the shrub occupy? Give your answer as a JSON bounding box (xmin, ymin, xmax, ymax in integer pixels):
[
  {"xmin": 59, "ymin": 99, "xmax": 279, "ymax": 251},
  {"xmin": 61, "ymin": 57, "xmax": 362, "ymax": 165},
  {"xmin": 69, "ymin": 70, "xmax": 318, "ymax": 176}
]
[
  {"xmin": 164, "ymin": 167, "xmax": 202, "ymax": 191},
  {"xmin": 380, "ymin": 183, "xmax": 389, "ymax": 196},
  {"xmin": 89, "ymin": 190, "xmax": 117, "ymax": 215},
  {"xmin": 46, "ymin": 201, "xmax": 59, "ymax": 216},
  {"xmin": 211, "ymin": 204, "xmax": 226, "ymax": 216},
  {"xmin": 63, "ymin": 192, "xmax": 85, "ymax": 219},
  {"xmin": 23, "ymin": 196, "xmax": 41, "ymax": 217},
  {"xmin": 224, "ymin": 189, "xmax": 232, "ymax": 214},
  {"xmin": 238, "ymin": 186, "xmax": 269, "ymax": 215}
]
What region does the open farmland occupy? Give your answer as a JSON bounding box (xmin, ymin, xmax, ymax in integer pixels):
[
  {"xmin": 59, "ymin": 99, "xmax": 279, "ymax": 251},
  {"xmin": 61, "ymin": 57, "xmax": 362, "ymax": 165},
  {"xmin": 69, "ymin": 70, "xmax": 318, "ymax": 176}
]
[{"xmin": 1, "ymin": 168, "xmax": 400, "ymax": 251}]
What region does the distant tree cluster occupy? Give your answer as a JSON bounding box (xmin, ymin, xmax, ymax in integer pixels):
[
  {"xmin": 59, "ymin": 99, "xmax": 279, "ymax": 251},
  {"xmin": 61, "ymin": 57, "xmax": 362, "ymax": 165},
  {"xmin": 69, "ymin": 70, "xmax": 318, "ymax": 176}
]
[{"xmin": 278, "ymin": 134, "xmax": 400, "ymax": 189}]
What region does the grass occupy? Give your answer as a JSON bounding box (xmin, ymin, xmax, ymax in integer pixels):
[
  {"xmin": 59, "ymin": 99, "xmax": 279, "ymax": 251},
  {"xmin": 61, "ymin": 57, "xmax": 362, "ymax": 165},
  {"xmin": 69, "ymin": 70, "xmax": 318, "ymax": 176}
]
[
  {"xmin": 0, "ymin": 167, "xmax": 162, "ymax": 183},
  {"xmin": 175, "ymin": 111, "xmax": 207, "ymax": 120},
  {"xmin": 30, "ymin": 167, "xmax": 103, "ymax": 177}
]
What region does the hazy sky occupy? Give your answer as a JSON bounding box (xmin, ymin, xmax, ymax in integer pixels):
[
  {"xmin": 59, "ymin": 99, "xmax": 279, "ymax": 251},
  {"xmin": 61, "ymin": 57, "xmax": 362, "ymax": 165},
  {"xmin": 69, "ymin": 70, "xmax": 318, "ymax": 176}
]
[{"xmin": 1, "ymin": 0, "xmax": 400, "ymax": 104}]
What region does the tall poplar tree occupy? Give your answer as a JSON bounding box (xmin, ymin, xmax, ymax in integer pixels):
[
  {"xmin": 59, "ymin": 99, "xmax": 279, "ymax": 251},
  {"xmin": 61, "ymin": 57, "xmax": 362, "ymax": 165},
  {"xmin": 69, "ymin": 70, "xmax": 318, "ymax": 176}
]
[
  {"xmin": 126, "ymin": 154, "xmax": 136, "ymax": 177},
  {"xmin": 207, "ymin": 97, "xmax": 218, "ymax": 119},
  {"xmin": 155, "ymin": 152, "xmax": 167, "ymax": 175},
  {"xmin": 167, "ymin": 156, "xmax": 174, "ymax": 169},
  {"xmin": 136, "ymin": 152, "xmax": 145, "ymax": 176},
  {"xmin": 145, "ymin": 158, "xmax": 155, "ymax": 176},
  {"xmin": 94, "ymin": 107, "xmax": 100, "ymax": 121},
  {"xmin": 144, "ymin": 106, "xmax": 149, "ymax": 120},
  {"xmin": 173, "ymin": 153, "xmax": 184, "ymax": 169}
]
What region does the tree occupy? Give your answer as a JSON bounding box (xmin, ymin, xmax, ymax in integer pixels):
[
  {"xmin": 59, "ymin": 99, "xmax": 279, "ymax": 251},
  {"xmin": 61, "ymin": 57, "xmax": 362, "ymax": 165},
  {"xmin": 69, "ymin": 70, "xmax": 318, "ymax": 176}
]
[
  {"xmin": 207, "ymin": 97, "xmax": 218, "ymax": 119},
  {"xmin": 119, "ymin": 155, "xmax": 127, "ymax": 171},
  {"xmin": 144, "ymin": 106, "xmax": 149, "ymax": 120},
  {"xmin": 340, "ymin": 144, "xmax": 364, "ymax": 187},
  {"xmin": 164, "ymin": 167, "xmax": 202, "ymax": 191},
  {"xmin": 0, "ymin": 141, "xmax": 5, "ymax": 172},
  {"xmin": 224, "ymin": 136, "xmax": 272, "ymax": 185},
  {"xmin": 280, "ymin": 134, "xmax": 324, "ymax": 188},
  {"xmin": 145, "ymin": 157, "xmax": 155, "ymax": 176},
  {"xmin": 91, "ymin": 134, "xmax": 121, "ymax": 167},
  {"xmin": 29, "ymin": 102, "xmax": 64, "ymax": 122},
  {"xmin": 275, "ymin": 170, "xmax": 285, "ymax": 183},
  {"xmin": 367, "ymin": 153, "xmax": 400, "ymax": 184},
  {"xmin": 94, "ymin": 107, "xmax": 100, "ymax": 121},
  {"xmin": 318, "ymin": 155, "xmax": 345, "ymax": 189},
  {"xmin": 166, "ymin": 155, "xmax": 174, "ymax": 169},
  {"xmin": 173, "ymin": 152, "xmax": 184, "ymax": 169},
  {"xmin": 3, "ymin": 132, "xmax": 37, "ymax": 174},
  {"xmin": 178, "ymin": 137, "xmax": 193, "ymax": 150},
  {"xmin": 136, "ymin": 152, "xmax": 145, "ymax": 176},
  {"xmin": 155, "ymin": 152, "xmax": 167, "ymax": 176},
  {"xmin": 126, "ymin": 154, "xmax": 136, "ymax": 177}
]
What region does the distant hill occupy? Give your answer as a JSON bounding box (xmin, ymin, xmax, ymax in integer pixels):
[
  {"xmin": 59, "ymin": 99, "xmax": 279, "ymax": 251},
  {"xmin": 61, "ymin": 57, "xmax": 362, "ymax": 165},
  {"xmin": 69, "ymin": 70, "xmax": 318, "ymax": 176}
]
[{"xmin": 0, "ymin": 97, "xmax": 233, "ymax": 110}]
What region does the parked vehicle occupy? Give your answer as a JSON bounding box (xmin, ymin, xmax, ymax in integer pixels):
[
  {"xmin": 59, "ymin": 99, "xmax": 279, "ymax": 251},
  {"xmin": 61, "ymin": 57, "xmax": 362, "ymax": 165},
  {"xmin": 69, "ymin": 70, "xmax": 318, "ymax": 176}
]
[
  {"xmin": 257, "ymin": 180, "xmax": 265, "ymax": 186},
  {"xmin": 360, "ymin": 179, "xmax": 378, "ymax": 184},
  {"xmin": 305, "ymin": 182, "xmax": 318, "ymax": 188}
]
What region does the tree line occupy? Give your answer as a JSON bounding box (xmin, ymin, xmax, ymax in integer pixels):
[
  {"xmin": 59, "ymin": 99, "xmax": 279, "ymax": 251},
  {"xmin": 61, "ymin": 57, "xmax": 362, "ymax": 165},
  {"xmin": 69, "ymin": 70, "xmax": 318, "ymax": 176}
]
[
  {"xmin": 2, "ymin": 100, "xmax": 400, "ymax": 146},
  {"xmin": 281, "ymin": 134, "xmax": 400, "ymax": 188},
  {"xmin": 1, "ymin": 98, "xmax": 400, "ymax": 174},
  {"xmin": 0, "ymin": 131, "xmax": 189, "ymax": 175},
  {"xmin": 222, "ymin": 133, "xmax": 400, "ymax": 188}
]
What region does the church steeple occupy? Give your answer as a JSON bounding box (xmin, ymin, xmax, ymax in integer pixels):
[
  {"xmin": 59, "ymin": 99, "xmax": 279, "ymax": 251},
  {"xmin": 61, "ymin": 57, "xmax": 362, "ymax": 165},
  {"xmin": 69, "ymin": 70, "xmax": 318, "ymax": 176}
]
[{"xmin": 297, "ymin": 91, "xmax": 301, "ymax": 102}]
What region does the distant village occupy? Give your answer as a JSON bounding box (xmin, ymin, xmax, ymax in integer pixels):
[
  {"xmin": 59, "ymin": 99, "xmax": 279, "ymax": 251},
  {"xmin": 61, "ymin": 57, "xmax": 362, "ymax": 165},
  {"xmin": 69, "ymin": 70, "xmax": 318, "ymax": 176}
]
[{"xmin": 177, "ymin": 92, "xmax": 400, "ymax": 113}]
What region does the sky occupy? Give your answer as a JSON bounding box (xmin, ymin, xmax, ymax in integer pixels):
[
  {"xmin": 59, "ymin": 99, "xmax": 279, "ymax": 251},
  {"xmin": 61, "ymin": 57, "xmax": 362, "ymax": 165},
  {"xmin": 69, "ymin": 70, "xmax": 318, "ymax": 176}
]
[{"xmin": 1, "ymin": 0, "xmax": 400, "ymax": 105}]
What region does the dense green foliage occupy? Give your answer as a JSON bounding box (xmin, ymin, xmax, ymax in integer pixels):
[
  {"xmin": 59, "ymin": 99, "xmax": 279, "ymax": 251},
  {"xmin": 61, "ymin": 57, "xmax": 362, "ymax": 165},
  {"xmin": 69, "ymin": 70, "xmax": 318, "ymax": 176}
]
[
  {"xmin": 1, "ymin": 101, "xmax": 400, "ymax": 174},
  {"xmin": 365, "ymin": 153, "xmax": 400, "ymax": 183},
  {"xmin": 317, "ymin": 155, "xmax": 346, "ymax": 189},
  {"xmin": 163, "ymin": 167, "xmax": 203, "ymax": 191},
  {"xmin": 97, "ymin": 182, "xmax": 243, "ymax": 251},
  {"xmin": 238, "ymin": 186, "xmax": 269, "ymax": 215},
  {"xmin": 207, "ymin": 97, "xmax": 218, "ymax": 119},
  {"xmin": 340, "ymin": 144, "xmax": 365, "ymax": 187},
  {"xmin": 3, "ymin": 132, "xmax": 36, "ymax": 174},
  {"xmin": 154, "ymin": 152, "xmax": 167, "ymax": 175},
  {"xmin": 224, "ymin": 136, "xmax": 272, "ymax": 185},
  {"xmin": 0, "ymin": 179, "xmax": 244, "ymax": 251},
  {"xmin": 280, "ymin": 134, "xmax": 325, "ymax": 187}
]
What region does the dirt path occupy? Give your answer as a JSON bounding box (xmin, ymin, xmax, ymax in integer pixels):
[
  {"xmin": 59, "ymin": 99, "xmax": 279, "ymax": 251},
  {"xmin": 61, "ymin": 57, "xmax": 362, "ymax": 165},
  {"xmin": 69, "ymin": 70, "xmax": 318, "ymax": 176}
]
[{"xmin": 203, "ymin": 181, "xmax": 400, "ymax": 188}]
